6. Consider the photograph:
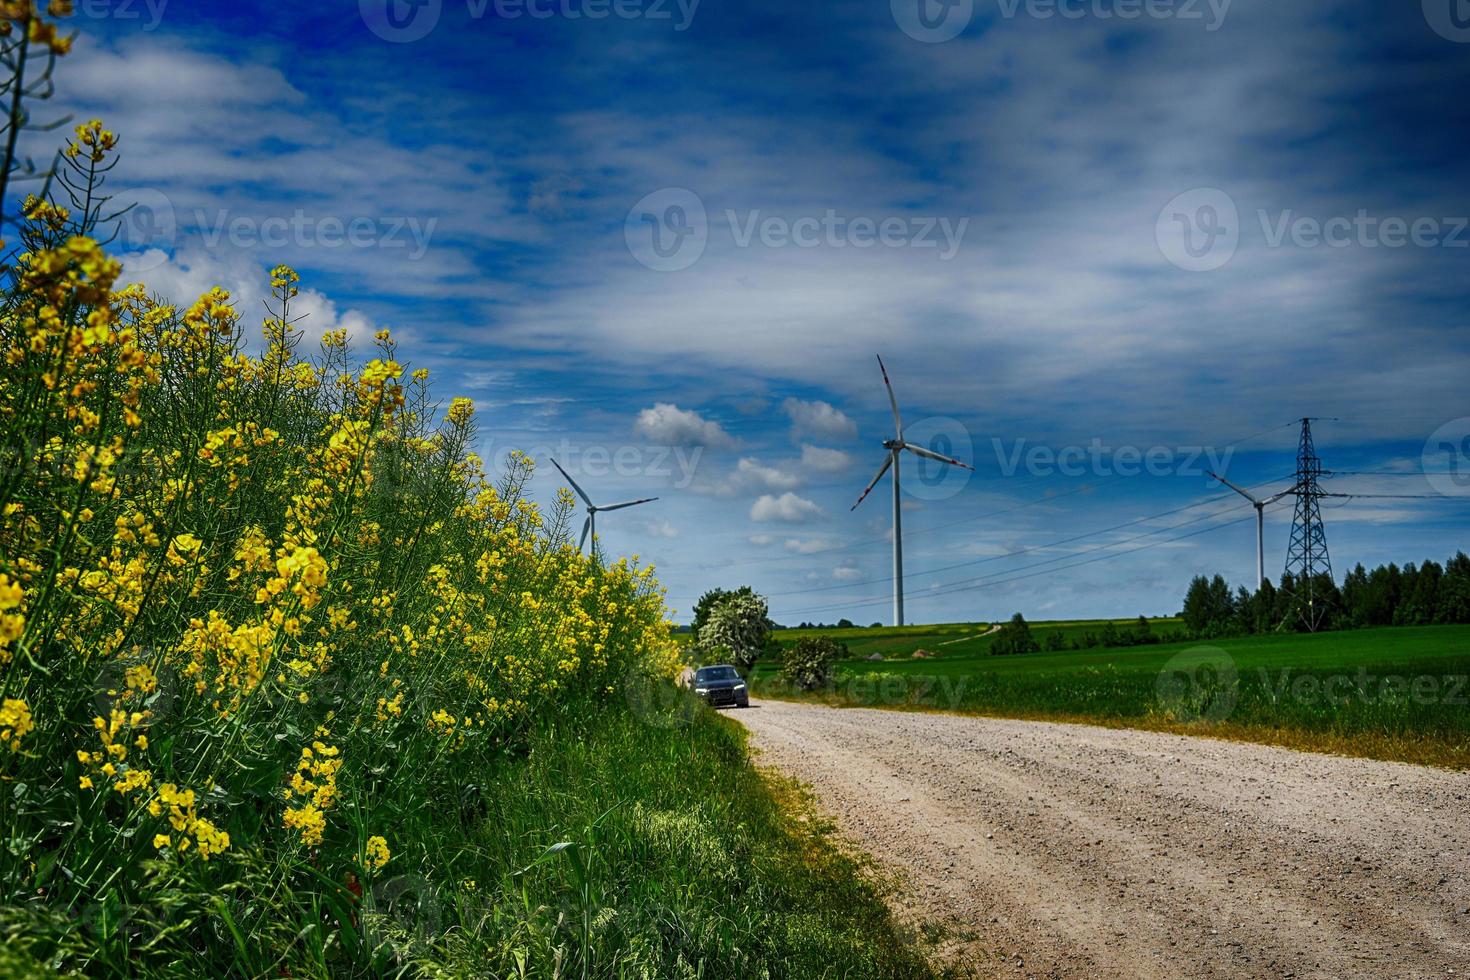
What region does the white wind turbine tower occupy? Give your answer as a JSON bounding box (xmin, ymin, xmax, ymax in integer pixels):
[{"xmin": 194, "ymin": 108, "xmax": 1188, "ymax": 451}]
[
  {"xmin": 851, "ymin": 355, "xmax": 974, "ymax": 627},
  {"xmin": 549, "ymin": 458, "xmax": 658, "ymax": 557},
  {"xmin": 1207, "ymin": 470, "xmax": 1299, "ymax": 589}
]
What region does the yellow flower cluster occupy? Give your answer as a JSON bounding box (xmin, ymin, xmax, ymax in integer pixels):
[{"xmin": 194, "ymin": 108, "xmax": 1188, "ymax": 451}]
[
  {"xmin": 364, "ymin": 835, "xmax": 390, "ymax": 871},
  {"xmin": 0, "ymin": 574, "xmax": 24, "ymax": 662},
  {"xmin": 0, "ymin": 698, "xmax": 33, "ymax": 750},
  {"xmin": 282, "ymin": 738, "xmax": 342, "ymax": 847},
  {"xmin": 148, "ymin": 783, "xmax": 230, "ymax": 859}
]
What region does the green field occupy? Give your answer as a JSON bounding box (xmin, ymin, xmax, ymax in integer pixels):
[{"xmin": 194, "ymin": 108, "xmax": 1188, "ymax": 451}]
[
  {"xmin": 752, "ymin": 624, "xmax": 1470, "ymax": 768},
  {"xmin": 774, "ymin": 617, "xmax": 1184, "ymax": 659}
]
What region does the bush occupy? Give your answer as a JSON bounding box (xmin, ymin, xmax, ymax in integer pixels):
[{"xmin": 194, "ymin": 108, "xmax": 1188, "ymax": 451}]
[
  {"xmin": 781, "ymin": 636, "xmax": 848, "ymax": 690},
  {"xmin": 696, "ymin": 589, "xmax": 774, "ymax": 672},
  {"xmin": 0, "ymin": 71, "xmax": 678, "ymax": 974},
  {"xmin": 990, "ymin": 612, "xmax": 1040, "ymax": 656}
]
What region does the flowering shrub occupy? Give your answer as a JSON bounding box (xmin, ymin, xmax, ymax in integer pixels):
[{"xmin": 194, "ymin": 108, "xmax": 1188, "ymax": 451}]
[{"xmin": 0, "ymin": 11, "xmax": 679, "ymax": 969}]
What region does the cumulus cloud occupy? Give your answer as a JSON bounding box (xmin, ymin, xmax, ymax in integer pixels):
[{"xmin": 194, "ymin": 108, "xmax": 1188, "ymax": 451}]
[
  {"xmin": 632, "ymin": 403, "xmax": 737, "ymax": 449},
  {"xmin": 750, "ymin": 492, "xmax": 825, "ymax": 524},
  {"xmin": 736, "ymin": 457, "xmax": 803, "ymax": 491},
  {"xmin": 646, "ymin": 520, "xmax": 679, "ymax": 539},
  {"xmin": 784, "ymin": 537, "xmax": 835, "ymax": 554},
  {"xmin": 783, "ymin": 398, "xmax": 857, "ymax": 441},
  {"xmin": 800, "ymin": 444, "xmax": 853, "ymax": 473}
]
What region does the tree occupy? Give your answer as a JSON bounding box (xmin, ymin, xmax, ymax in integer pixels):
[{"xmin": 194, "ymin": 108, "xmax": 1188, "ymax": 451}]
[
  {"xmin": 1441, "ymin": 552, "xmax": 1470, "ymax": 623},
  {"xmin": 781, "ymin": 636, "xmax": 847, "ymax": 690},
  {"xmin": 991, "ymin": 612, "xmax": 1040, "ymax": 656},
  {"xmin": 691, "ymin": 586, "xmax": 756, "ymax": 636},
  {"xmin": 1043, "ymin": 630, "xmax": 1067, "ymax": 652},
  {"xmin": 697, "ymin": 590, "xmax": 774, "ymax": 672}
]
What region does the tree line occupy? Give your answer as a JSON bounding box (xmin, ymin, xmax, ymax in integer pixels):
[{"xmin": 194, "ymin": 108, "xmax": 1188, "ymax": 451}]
[{"xmin": 1181, "ymin": 552, "xmax": 1470, "ymax": 637}]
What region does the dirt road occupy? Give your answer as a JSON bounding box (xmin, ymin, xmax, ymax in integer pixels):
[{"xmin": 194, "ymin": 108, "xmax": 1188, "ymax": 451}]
[{"xmin": 736, "ymin": 700, "xmax": 1470, "ymax": 979}]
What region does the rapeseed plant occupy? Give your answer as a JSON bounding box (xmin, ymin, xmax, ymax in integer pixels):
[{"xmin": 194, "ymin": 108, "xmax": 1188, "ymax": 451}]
[{"xmin": 0, "ymin": 7, "xmax": 679, "ymax": 971}]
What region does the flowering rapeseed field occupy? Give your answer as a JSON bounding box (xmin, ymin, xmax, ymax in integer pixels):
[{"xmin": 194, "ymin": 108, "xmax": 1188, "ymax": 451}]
[{"xmin": 0, "ymin": 7, "xmax": 682, "ymax": 974}]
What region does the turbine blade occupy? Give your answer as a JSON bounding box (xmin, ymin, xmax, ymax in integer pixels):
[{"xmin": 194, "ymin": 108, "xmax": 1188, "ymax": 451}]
[
  {"xmin": 550, "ymin": 457, "xmax": 593, "ymax": 507},
  {"xmin": 578, "ymin": 516, "xmax": 591, "ymax": 551},
  {"xmin": 901, "ymin": 442, "xmax": 974, "ymax": 470},
  {"xmin": 1206, "ymin": 469, "xmax": 1260, "ymax": 505},
  {"xmin": 851, "ymin": 453, "xmax": 894, "ymax": 511},
  {"xmin": 876, "ymin": 354, "xmax": 903, "ymax": 438},
  {"xmin": 598, "ymin": 497, "xmax": 658, "ymax": 512},
  {"xmin": 1262, "ymin": 482, "xmax": 1302, "ymax": 505}
]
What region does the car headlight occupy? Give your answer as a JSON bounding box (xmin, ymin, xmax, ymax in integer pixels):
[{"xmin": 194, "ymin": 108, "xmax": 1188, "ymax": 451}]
[
  {"xmin": 734, "ymin": 683, "xmax": 746, "ymax": 690},
  {"xmin": 695, "ymin": 687, "xmax": 709, "ymax": 694}
]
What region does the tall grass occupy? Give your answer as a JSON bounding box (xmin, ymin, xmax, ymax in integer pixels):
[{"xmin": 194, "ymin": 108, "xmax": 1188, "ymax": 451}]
[{"xmin": 0, "ymin": 11, "xmax": 933, "ymax": 976}]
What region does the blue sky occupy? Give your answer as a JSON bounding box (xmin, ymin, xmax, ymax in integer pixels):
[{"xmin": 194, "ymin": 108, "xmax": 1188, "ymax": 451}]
[{"xmin": 32, "ymin": 0, "xmax": 1470, "ymax": 624}]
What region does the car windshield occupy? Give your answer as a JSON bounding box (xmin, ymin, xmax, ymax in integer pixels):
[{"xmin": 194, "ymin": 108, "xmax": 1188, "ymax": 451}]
[{"xmin": 696, "ymin": 666, "xmax": 739, "ymax": 682}]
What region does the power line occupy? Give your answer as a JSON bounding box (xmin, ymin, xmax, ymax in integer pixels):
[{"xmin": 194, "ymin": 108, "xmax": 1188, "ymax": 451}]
[
  {"xmin": 777, "ymin": 510, "xmax": 1259, "ymax": 618},
  {"xmin": 761, "ymin": 473, "xmax": 1296, "ymax": 599}
]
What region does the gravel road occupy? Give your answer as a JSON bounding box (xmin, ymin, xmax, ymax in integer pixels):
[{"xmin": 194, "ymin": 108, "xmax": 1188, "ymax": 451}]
[{"xmin": 736, "ymin": 700, "xmax": 1470, "ymax": 979}]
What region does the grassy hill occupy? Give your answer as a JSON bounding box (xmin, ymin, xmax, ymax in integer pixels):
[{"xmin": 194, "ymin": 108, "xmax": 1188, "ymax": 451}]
[{"xmin": 752, "ymin": 623, "xmax": 1470, "ymax": 768}]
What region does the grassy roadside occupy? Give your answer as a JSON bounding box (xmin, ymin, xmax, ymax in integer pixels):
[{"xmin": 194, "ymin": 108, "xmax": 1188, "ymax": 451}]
[
  {"xmin": 415, "ymin": 701, "xmax": 935, "ymax": 978},
  {"xmin": 752, "ymin": 626, "xmax": 1470, "ymax": 769}
]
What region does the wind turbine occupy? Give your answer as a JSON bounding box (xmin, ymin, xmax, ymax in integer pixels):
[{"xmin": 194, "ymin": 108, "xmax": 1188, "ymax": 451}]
[
  {"xmin": 851, "ymin": 355, "xmax": 973, "ymax": 627},
  {"xmin": 1206, "ymin": 470, "xmax": 1299, "ymax": 589},
  {"xmin": 549, "ymin": 458, "xmax": 658, "ymax": 556}
]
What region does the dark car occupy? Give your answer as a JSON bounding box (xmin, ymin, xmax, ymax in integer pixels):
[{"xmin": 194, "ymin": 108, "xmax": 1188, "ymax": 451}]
[{"xmin": 692, "ymin": 664, "xmax": 749, "ymax": 708}]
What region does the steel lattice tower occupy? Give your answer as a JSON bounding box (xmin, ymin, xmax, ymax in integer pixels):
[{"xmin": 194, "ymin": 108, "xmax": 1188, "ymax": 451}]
[{"xmin": 1284, "ymin": 417, "xmax": 1332, "ymax": 630}]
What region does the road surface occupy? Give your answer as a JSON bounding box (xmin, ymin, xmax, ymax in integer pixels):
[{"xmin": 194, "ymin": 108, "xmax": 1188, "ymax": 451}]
[{"xmin": 736, "ymin": 700, "xmax": 1470, "ymax": 979}]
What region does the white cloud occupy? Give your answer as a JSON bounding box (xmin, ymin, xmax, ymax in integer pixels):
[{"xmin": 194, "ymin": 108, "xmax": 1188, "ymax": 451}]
[
  {"xmin": 784, "ymin": 537, "xmax": 835, "ymax": 554},
  {"xmin": 646, "ymin": 520, "xmax": 679, "ymax": 539},
  {"xmin": 748, "ymin": 533, "xmax": 777, "ymax": 546},
  {"xmin": 832, "ymin": 564, "xmax": 863, "ymax": 581},
  {"xmin": 632, "ymin": 403, "xmax": 737, "ymax": 449},
  {"xmin": 783, "ymin": 398, "xmax": 857, "ymax": 441},
  {"xmin": 800, "ymin": 444, "xmax": 853, "ymax": 473},
  {"xmin": 120, "ymin": 246, "xmax": 378, "ymax": 351},
  {"xmin": 750, "ymin": 492, "xmax": 825, "ymax": 524},
  {"xmin": 736, "ymin": 457, "xmax": 803, "ymax": 492}
]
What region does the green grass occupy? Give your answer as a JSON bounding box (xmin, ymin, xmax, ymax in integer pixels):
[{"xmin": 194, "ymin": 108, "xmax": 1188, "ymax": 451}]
[
  {"xmin": 1, "ymin": 700, "xmax": 935, "ymax": 979},
  {"xmin": 414, "ymin": 702, "xmax": 934, "ymax": 978},
  {"xmin": 753, "ymin": 624, "xmax": 1470, "ymax": 768},
  {"xmin": 772, "ymin": 617, "xmax": 1183, "ymax": 659}
]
